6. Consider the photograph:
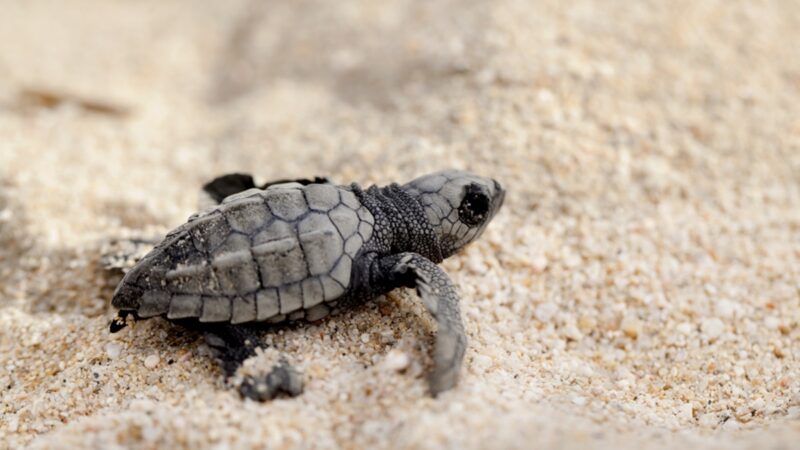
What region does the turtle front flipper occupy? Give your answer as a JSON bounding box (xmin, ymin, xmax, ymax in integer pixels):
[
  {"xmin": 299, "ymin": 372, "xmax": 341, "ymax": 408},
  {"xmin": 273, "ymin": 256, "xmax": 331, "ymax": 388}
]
[{"xmin": 379, "ymin": 253, "xmax": 467, "ymax": 396}]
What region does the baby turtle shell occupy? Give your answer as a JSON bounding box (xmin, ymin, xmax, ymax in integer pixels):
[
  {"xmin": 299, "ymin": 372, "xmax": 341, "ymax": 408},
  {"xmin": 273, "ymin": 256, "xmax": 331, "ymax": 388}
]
[{"xmin": 112, "ymin": 183, "xmax": 374, "ymax": 324}]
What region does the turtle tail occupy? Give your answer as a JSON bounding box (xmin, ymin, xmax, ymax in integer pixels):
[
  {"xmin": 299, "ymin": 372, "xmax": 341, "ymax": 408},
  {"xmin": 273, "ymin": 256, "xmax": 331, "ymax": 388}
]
[
  {"xmin": 109, "ymin": 311, "xmax": 132, "ymax": 333},
  {"xmin": 110, "ymin": 277, "xmax": 145, "ymax": 333}
]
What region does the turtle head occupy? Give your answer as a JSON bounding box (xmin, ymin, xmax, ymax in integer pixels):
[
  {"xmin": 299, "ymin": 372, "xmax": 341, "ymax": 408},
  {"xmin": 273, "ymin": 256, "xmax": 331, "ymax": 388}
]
[{"xmin": 404, "ymin": 170, "xmax": 505, "ymax": 257}]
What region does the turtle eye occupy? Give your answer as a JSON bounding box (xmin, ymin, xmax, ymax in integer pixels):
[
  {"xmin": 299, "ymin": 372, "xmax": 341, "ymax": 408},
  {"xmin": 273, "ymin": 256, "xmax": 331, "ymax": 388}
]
[{"xmin": 458, "ymin": 184, "xmax": 491, "ymax": 225}]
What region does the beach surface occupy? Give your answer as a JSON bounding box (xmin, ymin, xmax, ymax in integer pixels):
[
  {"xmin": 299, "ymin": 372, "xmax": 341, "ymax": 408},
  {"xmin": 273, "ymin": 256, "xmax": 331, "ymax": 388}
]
[{"xmin": 1, "ymin": 0, "xmax": 799, "ymax": 448}]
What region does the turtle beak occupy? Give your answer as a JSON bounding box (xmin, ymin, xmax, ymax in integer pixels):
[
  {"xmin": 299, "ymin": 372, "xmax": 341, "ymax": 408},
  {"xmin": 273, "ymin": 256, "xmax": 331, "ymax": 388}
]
[{"xmin": 492, "ymin": 179, "xmax": 505, "ymax": 212}]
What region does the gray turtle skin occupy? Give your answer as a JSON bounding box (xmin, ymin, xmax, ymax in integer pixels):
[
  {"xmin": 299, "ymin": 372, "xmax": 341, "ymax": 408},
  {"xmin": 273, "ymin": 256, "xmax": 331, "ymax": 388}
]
[{"xmin": 111, "ymin": 170, "xmax": 505, "ymax": 400}]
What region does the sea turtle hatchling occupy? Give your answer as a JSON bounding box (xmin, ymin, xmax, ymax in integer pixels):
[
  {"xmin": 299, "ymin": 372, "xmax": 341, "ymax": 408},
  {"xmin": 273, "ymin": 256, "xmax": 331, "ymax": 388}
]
[{"xmin": 110, "ymin": 170, "xmax": 505, "ymax": 400}]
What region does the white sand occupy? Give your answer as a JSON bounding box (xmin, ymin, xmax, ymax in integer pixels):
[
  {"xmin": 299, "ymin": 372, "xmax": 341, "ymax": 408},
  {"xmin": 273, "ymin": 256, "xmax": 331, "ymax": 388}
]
[{"xmin": 1, "ymin": 0, "xmax": 799, "ymax": 448}]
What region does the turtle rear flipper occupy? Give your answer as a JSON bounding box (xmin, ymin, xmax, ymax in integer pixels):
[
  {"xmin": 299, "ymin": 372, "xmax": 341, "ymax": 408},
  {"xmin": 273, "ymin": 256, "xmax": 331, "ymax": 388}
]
[
  {"xmin": 201, "ymin": 323, "xmax": 304, "ymax": 401},
  {"xmin": 201, "ymin": 173, "xmax": 333, "ymax": 209},
  {"xmin": 238, "ymin": 360, "xmax": 303, "ymax": 401},
  {"xmin": 200, "ymin": 173, "xmax": 258, "ymax": 207}
]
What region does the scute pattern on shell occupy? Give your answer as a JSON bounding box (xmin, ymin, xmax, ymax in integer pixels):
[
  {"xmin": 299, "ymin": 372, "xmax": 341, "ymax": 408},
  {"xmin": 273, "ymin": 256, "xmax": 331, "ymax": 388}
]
[{"xmin": 124, "ymin": 183, "xmax": 374, "ymax": 325}]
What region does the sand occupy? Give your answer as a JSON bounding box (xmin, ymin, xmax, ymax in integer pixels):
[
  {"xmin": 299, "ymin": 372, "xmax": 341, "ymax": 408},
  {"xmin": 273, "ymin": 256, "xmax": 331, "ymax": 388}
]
[{"xmin": 1, "ymin": 0, "xmax": 799, "ymax": 448}]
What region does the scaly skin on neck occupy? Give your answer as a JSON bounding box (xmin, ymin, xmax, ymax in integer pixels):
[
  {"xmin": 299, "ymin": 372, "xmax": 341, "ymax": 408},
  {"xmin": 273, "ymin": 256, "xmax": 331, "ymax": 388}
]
[{"xmin": 354, "ymin": 183, "xmax": 444, "ymax": 263}]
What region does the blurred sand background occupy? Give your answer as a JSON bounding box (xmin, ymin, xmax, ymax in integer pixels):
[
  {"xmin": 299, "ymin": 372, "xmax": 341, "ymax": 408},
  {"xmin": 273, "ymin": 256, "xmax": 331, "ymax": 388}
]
[{"xmin": 1, "ymin": 0, "xmax": 799, "ymax": 448}]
